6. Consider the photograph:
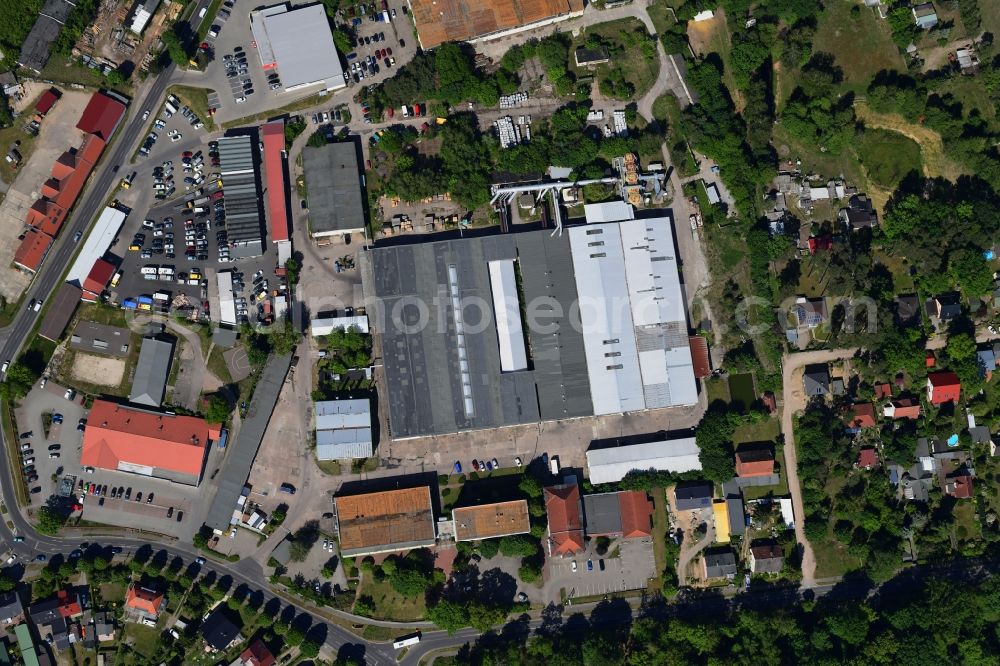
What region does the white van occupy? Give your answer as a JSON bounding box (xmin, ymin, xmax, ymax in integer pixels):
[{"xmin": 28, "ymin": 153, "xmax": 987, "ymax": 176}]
[
  {"xmin": 549, "ymin": 456, "xmax": 560, "ymax": 475},
  {"xmin": 141, "ymin": 265, "xmax": 158, "ymax": 275}
]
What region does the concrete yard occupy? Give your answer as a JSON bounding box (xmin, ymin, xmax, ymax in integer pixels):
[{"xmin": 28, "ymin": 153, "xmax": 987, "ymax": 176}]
[
  {"xmin": 69, "ymin": 353, "xmax": 127, "ymax": 388},
  {"xmin": 545, "ymin": 538, "xmax": 657, "ymax": 600}
]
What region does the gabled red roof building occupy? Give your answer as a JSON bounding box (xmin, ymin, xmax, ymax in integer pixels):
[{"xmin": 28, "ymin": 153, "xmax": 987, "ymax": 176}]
[
  {"xmin": 260, "ymin": 120, "xmax": 289, "ymax": 244},
  {"xmin": 927, "ymin": 371, "xmax": 961, "ymax": 405},
  {"xmin": 848, "ymin": 403, "xmax": 877, "ymax": 429},
  {"xmin": 76, "ymin": 92, "xmax": 126, "ymax": 141},
  {"xmin": 35, "ymin": 88, "xmax": 59, "ymax": 116},
  {"xmin": 884, "ymin": 397, "xmax": 921, "ymax": 420},
  {"xmin": 618, "ymin": 491, "xmax": 654, "ymax": 538},
  {"xmin": 874, "ymin": 383, "xmax": 892, "ymax": 400},
  {"xmin": 82, "ymin": 259, "xmax": 115, "ymax": 301},
  {"xmin": 125, "ymin": 585, "xmax": 164, "ymax": 619},
  {"xmin": 735, "ymin": 448, "xmax": 775, "ymax": 477},
  {"xmin": 945, "ymin": 473, "xmax": 973, "ymax": 499},
  {"xmin": 807, "ymin": 235, "xmax": 832, "ymax": 254},
  {"xmin": 857, "ymin": 448, "xmax": 878, "ymax": 469},
  {"xmin": 544, "ymin": 483, "xmax": 584, "ymax": 556},
  {"xmin": 236, "ymin": 639, "xmax": 276, "ymax": 666},
  {"xmin": 13, "ymin": 228, "xmax": 53, "ymax": 273}
]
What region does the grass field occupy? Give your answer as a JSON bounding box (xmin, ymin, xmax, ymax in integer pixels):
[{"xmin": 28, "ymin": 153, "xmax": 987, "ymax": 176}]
[
  {"xmin": 935, "ymin": 75, "xmax": 999, "ymax": 131},
  {"xmin": 732, "ymin": 415, "xmax": 779, "ymax": 445},
  {"xmin": 728, "ymin": 373, "xmax": 756, "ymax": 410},
  {"xmin": 811, "ymin": 2, "xmax": 903, "ymax": 91},
  {"xmin": 356, "ymin": 574, "xmax": 427, "ymax": 621},
  {"xmin": 573, "ymin": 19, "xmax": 661, "ymax": 99},
  {"xmin": 854, "ymin": 101, "xmax": 967, "ymax": 181},
  {"xmin": 858, "ymin": 128, "xmax": 922, "ymax": 189}
]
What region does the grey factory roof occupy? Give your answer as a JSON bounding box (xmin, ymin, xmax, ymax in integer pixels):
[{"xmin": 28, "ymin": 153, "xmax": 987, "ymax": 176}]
[
  {"xmin": 315, "ymin": 398, "xmax": 373, "ymax": 460},
  {"xmin": 18, "ymin": 0, "xmax": 75, "ymax": 73},
  {"xmin": 361, "ymin": 231, "xmax": 586, "ymax": 439},
  {"xmin": 70, "ymin": 321, "xmax": 132, "ymax": 358},
  {"xmin": 586, "ymin": 437, "xmax": 702, "ymax": 485},
  {"xmin": 128, "ymin": 337, "xmax": 174, "ymax": 407},
  {"xmin": 218, "ymin": 135, "xmax": 264, "ymax": 253},
  {"xmin": 303, "ymin": 142, "xmax": 367, "ymax": 236},
  {"xmin": 205, "ymin": 354, "xmax": 291, "ymax": 533},
  {"xmin": 582, "ymin": 492, "xmax": 622, "ymax": 536},
  {"xmin": 39, "ymin": 282, "xmax": 82, "ymax": 342},
  {"xmin": 251, "ymin": 4, "xmax": 347, "ymax": 92}
]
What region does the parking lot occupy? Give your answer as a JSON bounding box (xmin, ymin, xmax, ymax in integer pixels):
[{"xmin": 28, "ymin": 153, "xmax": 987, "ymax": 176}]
[
  {"xmin": 13, "ymin": 380, "xmax": 86, "ymax": 506},
  {"xmin": 545, "ymin": 538, "xmax": 657, "ymax": 599},
  {"xmin": 343, "ymin": 2, "xmax": 413, "ymax": 89}
]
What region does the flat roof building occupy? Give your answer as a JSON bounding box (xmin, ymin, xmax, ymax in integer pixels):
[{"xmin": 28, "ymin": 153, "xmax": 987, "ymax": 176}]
[
  {"xmin": 361, "ymin": 204, "xmax": 698, "ymax": 441},
  {"xmin": 218, "ymin": 135, "xmax": 264, "ymax": 258},
  {"xmin": 128, "ymin": 338, "xmax": 174, "ymax": 407},
  {"xmin": 586, "ymin": 437, "xmax": 702, "ymax": 485},
  {"xmin": 311, "ymin": 315, "xmax": 369, "ymax": 337},
  {"xmin": 314, "ymin": 399, "xmax": 373, "ymax": 460},
  {"xmin": 39, "ymin": 282, "xmax": 82, "ymax": 341},
  {"xmin": 453, "ymin": 500, "xmax": 531, "ymax": 541},
  {"xmin": 410, "ymin": 0, "xmax": 584, "ymax": 49},
  {"xmin": 303, "ymin": 142, "xmax": 366, "ymax": 238},
  {"xmin": 334, "ymin": 487, "xmax": 436, "ymax": 557},
  {"xmin": 583, "ymin": 490, "xmax": 653, "ymax": 538},
  {"xmin": 250, "ymin": 3, "xmax": 346, "ymax": 92}
]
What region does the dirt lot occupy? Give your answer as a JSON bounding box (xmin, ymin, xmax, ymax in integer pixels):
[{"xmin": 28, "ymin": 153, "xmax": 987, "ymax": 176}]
[
  {"xmin": 70, "ymin": 353, "xmax": 127, "ymax": 387},
  {"xmin": 0, "ymin": 87, "xmax": 92, "ymax": 301}
]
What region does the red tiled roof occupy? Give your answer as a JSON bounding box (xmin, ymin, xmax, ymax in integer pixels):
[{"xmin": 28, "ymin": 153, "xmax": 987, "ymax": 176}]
[
  {"xmin": 736, "ymin": 449, "xmax": 775, "ymax": 477},
  {"xmin": 545, "ymin": 484, "xmax": 584, "ymax": 555},
  {"xmin": 261, "ymin": 121, "xmax": 289, "ymax": 243},
  {"xmin": 857, "ymin": 448, "xmax": 878, "ymax": 469},
  {"xmin": 618, "ymin": 491, "xmax": 653, "ymax": 538},
  {"xmin": 125, "ymin": 585, "xmax": 164, "ymax": 615},
  {"xmin": 239, "ymin": 639, "xmax": 275, "ymax": 666},
  {"xmin": 82, "ymin": 259, "xmax": 115, "ymax": 298},
  {"xmin": 76, "ymin": 92, "xmax": 126, "ymax": 141},
  {"xmin": 926, "ymin": 351, "xmax": 936, "ymax": 368},
  {"xmin": 928, "ymin": 371, "xmax": 961, "ymax": 405},
  {"xmin": 13, "ymin": 228, "xmax": 53, "ymax": 272},
  {"xmin": 888, "ymin": 397, "xmax": 921, "ymax": 420},
  {"xmin": 874, "ymin": 383, "xmax": 892, "ymax": 399},
  {"xmin": 56, "ymin": 590, "xmax": 82, "ymax": 617},
  {"xmin": 762, "ymin": 392, "xmax": 777, "ymax": 413},
  {"xmin": 35, "ymin": 88, "xmax": 58, "ymax": 115},
  {"xmin": 688, "ymin": 335, "xmax": 711, "ymax": 379},
  {"xmin": 80, "ymin": 400, "xmax": 217, "ymax": 479},
  {"xmin": 947, "ymin": 474, "xmax": 973, "ymax": 498},
  {"xmin": 808, "ymin": 235, "xmax": 832, "ymax": 253},
  {"xmin": 849, "ymin": 403, "xmax": 877, "ymax": 428}
]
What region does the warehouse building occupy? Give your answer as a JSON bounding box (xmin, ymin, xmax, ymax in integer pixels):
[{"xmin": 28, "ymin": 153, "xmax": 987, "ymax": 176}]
[
  {"xmin": 314, "ymin": 398, "xmax": 373, "ymax": 460},
  {"xmin": 334, "ymin": 487, "xmax": 436, "ymax": 557},
  {"xmin": 453, "ymin": 500, "xmax": 531, "ymax": 542},
  {"xmin": 250, "ymin": 3, "xmax": 346, "ymax": 92},
  {"xmin": 303, "ymin": 142, "xmax": 366, "ymax": 239},
  {"xmin": 586, "ymin": 437, "xmax": 702, "ymax": 485},
  {"xmin": 128, "ymin": 338, "xmax": 175, "ymax": 407},
  {"xmin": 218, "ymin": 135, "xmax": 265, "ymax": 257},
  {"xmin": 360, "ymin": 202, "xmax": 698, "ymax": 440},
  {"xmin": 81, "ymin": 400, "xmax": 219, "ymax": 486},
  {"xmin": 261, "ymin": 120, "xmax": 292, "ymax": 263},
  {"xmin": 410, "ymin": 0, "xmax": 585, "ymax": 49},
  {"xmin": 582, "ymin": 490, "xmax": 654, "ymax": 538}
]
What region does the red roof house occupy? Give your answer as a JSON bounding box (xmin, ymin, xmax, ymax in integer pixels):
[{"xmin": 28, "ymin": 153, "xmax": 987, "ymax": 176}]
[
  {"xmin": 35, "ymin": 88, "xmax": 59, "ymax": 116},
  {"xmin": 874, "ymin": 383, "xmax": 892, "ymax": 400},
  {"xmin": 761, "ymin": 391, "xmax": 777, "ymax": 414},
  {"xmin": 927, "ymin": 371, "xmax": 961, "ymax": 405},
  {"xmin": 884, "ymin": 397, "xmax": 921, "ymax": 420},
  {"xmin": 125, "ymin": 585, "xmax": 165, "ymax": 618},
  {"xmin": 618, "ymin": 491, "xmax": 653, "ymax": 538},
  {"xmin": 857, "ymin": 448, "xmax": 878, "ymax": 469},
  {"xmin": 945, "ymin": 473, "xmax": 973, "ymax": 499},
  {"xmin": 80, "ymin": 400, "xmax": 219, "ymax": 485},
  {"xmin": 807, "ymin": 235, "xmax": 832, "ymax": 254},
  {"xmin": 735, "ymin": 448, "xmax": 775, "ymax": 477},
  {"xmin": 236, "ymin": 639, "xmax": 276, "ymax": 666},
  {"xmin": 76, "ymin": 92, "xmax": 126, "ymax": 141},
  {"xmin": 544, "ymin": 484, "xmax": 584, "ymax": 556},
  {"xmin": 13, "ymin": 228, "xmax": 53, "ymax": 273},
  {"xmin": 848, "ymin": 403, "xmax": 877, "ymax": 429},
  {"xmin": 82, "ymin": 259, "xmax": 115, "ymax": 301}
]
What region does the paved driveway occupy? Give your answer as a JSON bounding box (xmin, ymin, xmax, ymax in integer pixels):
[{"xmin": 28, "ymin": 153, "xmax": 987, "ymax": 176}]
[
  {"xmin": 545, "ymin": 538, "xmax": 656, "ymax": 600},
  {"xmin": 14, "ymin": 381, "xmax": 86, "ymax": 504}
]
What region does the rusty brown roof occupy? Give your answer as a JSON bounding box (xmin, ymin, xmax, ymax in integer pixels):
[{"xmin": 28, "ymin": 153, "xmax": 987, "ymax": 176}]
[
  {"xmin": 453, "ymin": 500, "xmax": 531, "ymax": 541},
  {"xmin": 335, "ymin": 487, "xmax": 436, "ymax": 556},
  {"xmin": 410, "ymin": 0, "xmax": 584, "ymax": 48}
]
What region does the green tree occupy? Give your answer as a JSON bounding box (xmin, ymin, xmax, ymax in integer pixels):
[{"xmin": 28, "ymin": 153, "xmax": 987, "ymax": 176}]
[
  {"xmin": 36, "ymin": 505, "xmax": 66, "ymax": 535},
  {"xmin": 427, "ymin": 599, "xmax": 467, "ymax": 633},
  {"xmin": 299, "ymin": 639, "xmax": 320, "ymax": 658},
  {"xmin": 695, "ymin": 405, "xmax": 737, "ymax": 482},
  {"xmin": 204, "ymin": 394, "xmax": 230, "ymax": 424}
]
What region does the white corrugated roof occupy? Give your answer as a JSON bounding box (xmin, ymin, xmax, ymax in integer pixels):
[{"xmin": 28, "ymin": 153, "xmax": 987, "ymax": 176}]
[
  {"xmin": 488, "ymin": 259, "xmax": 528, "ymax": 372},
  {"xmin": 316, "ymin": 427, "xmax": 373, "ymax": 459},
  {"xmin": 315, "ymin": 399, "xmax": 370, "ymax": 430},
  {"xmin": 584, "ymin": 201, "xmax": 634, "ymax": 224},
  {"xmin": 217, "ymin": 270, "xmax": 236, "ymax": 325},
  {"xmin": 67, "ymin": 207, "xmax": 126, "ymax": 286},
  {"xmin": 586, "ymin": 437, "xmax": 702, "ymax": 484},
  {"xmin": 311, "ymin": 315, "xmax": 369, "ymax": 337}
]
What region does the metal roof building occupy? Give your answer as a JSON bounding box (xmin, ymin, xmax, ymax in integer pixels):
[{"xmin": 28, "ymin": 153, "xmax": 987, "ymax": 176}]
[
  {"xmin": 586, "ymin": 437, "xmax": 702, "ymax": 485},
  {"xmin": 311, "ymin": 315, "xmax": 369, "ymax": 337},
  {"xmin": 217, "ymin": 270, "xmax": 237, "ymax": 326},
  {"xmin": 67, "ymin": 206, "xmax": 127, "ymax": 286},
  {"xmin": 129, "ymin": 338, "xmax": 174, "ymax": 407},
  {"xmin": 334, "ymin": 487, "xmax": 436, "ymax": 557},
  {"xmin": 18, "ymin": 0, "xmax": 75, "ymax": 73},
  {"xmin": 250, "ymin": 4, "xmax": 347, "ymax": 92},
  {"xmin": 303, "ymin": 142, "xmax": 366, "ymax": 238},
  {"xmin": 314, "ymin": 399, "xmax": 373, "ymax": 460},
  {"xmin": 218, "ymin": 135, "xmax": 264, "ymax": 258},
  {"xmin": 39, "ymin": 282, "xmax": 82, "ymax": 342}
]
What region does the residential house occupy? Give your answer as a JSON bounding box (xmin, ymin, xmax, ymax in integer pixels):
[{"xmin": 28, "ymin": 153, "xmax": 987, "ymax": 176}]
[
  {"xmin": 231, "ymin": 638, "xmax": 276, "ymax": 666},
  {"xmin": 201, "ymin": 608, "xmax": 242, "ymax": 652},
  {"xmin": 29, "ymin": 588, "xmax": 85, "ymax": 650},
  {"xmin": 978, "ymin": 348, "xmax": 996, "ymax": 380},
  {"xmin": 735, "ymin": 447, "xmax": 775, "ymax": 478},
  {"xmin": 926, "ymin": 293, "xmax": 961, "ymax": 322},
  {"xmin": 857, "ymin": 448, "xmax": 879, "ymax": 470},
  {"xmin": 912, "ymin": 2, "xmax": 938, "ymax": 29},
  {"xmin": 124, "ymin": 584, "xmax": 165, "ymax": 624},
  {"xmin": 927, "ymin": 371, "xmax": 961, "ymax": 405},
  {"xmin": 794, "ymin": 297, "xmax": 828, "ymax": 328},
  {"xmin": 92, "ymin": 611, "xmax": 115, "ymax": 642},
  {"xmin": 884, "ymin": 397, "xmax": 921, "ymax": 420},
  {"xmin": 874, "ymin": 383, "xmax": 892, "ymax": 400},
  {"xmin": 544, "ymin": 483, "xmax": 585, "ymax": 556},
  {"xmin": 674, "ymin": 481, "xmax": 713, "ymax": 511},
  {"xmin": 895, "ymin": 294, "xmax": 921, "ymax": 325},
  {"xmin": 702, "ymin": 549, "xmax": 737, "ymax": 579},
  {"xmin": 838, "ymin": 194, "xmax": 877, "ymax": 230},
  {"xmin": 748, "ymin": 540, "xmax": 784, "ymax": 574},
  {"xmin": 848, "ymin": 403, "xmax": 877, "ymax": 429},
  {"xmin": 803, "ymin": 364, "xmax": 830, "ymax": 397},
  {"xmin": 807, "ymin": 234, "xmax": 832, "ymax": 254},
  {"xmin": 944, "ymin": 471, "xmax": 974, "ymax": 499},
  {"xmin": 0, "ymin": 591, "xmax": 24, "ymax": 626}
]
